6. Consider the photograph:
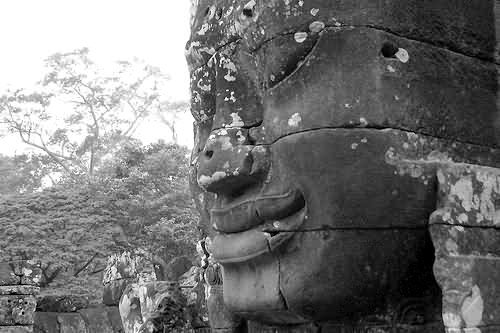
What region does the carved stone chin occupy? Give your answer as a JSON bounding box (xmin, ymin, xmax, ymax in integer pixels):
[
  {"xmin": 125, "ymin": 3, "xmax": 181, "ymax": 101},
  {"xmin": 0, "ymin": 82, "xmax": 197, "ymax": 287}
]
[{"xmin": 187, "ymin": 1, "xmax": 500, "ymax": 332}]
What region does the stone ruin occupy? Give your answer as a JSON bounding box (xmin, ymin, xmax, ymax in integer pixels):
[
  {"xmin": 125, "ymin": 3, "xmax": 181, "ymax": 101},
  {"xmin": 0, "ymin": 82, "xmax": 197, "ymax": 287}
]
[
  {"xmin": 106, "ymin": 251, "xmax": 209, "ymax": 333},
  {"xmin": 186, "ymin": 0, "xmax": 500, "ymax": 332},
  {"xmin": 0, "ymin": 260, "xmax": 41, "ymax": 333}
]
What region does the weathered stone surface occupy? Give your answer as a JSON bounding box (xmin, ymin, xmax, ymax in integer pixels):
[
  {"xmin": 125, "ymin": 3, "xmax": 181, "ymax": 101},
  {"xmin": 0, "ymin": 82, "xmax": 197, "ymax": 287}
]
[
  {"xmin": 33, "ymin": 312, "xmax": 59, "ymax": 333},
  {"xmin": 0, "ymin": 263, "xmax": 20, "ymax": 286},
  {"xmin": 56, "ymin": 313, "xmax": 86, "ymax": 333},
  {"xmin": 187, "ymin": 0, "xmax": 500, "ymax": 68},
  {"xmin": 432, "ymin": 256, "xmax": 500, "ymax": 329},
  {"xmin": 3, "ymin": 261, "xmax": 42, "ymax": 286},
  {"xmin": 36, "ymin": 295, "xmax": 89, "ymax": 313},
  {"xmin": 0, "ymin": 286, "xmax": 39, "ymax": 296},
  {"xmin": 188, "ymin": 0, "xmax": 500, "ymax": 332},
  {"xmin": 106, "ymin": 306, "xmax": 124, "ymax": 333},
  {"xmin": 78, "ymin": 306, "xmax": 114, "ymax": 333},
  {"xmin": 119, "ymin": 281, "xmax": 188, "ymax": 333},
  {"xmin": 0, "ymin": 326, "xmax": 33, "ymax": 333},
  {"xmin": 103, "ymin": 279, "xmax": 133, "ymax": 306},
  {"xmin": 430, "ymin": 163, "xmax": 500, "ymax": 330},
  {"xmin": 261, "ymin": 29, "xmax": 497, "ymax": 148},
  {"xmin": 430, "ymin": 225, "xmax": 500, "ymax": 258},
  {"xmin": 207, "ymin": 285, "xmax": 242, "ymax": 330},
  {"xmin": 103, "ymin": 252, "xmax": 139, "ymax": 284},
  {"xmin": 0, "ymin": 295, "xmax": 36, "ymax": 325},
  {"xmin": 431, "ymin": 163, "xmax": 500, "ymax": 228}
]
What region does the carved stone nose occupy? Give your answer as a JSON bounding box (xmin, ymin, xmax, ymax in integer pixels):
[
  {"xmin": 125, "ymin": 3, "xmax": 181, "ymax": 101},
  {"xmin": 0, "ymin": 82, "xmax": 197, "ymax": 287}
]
[{"xmin": 197, "ymin": 128, "xmax": 268, "ymax": 196}]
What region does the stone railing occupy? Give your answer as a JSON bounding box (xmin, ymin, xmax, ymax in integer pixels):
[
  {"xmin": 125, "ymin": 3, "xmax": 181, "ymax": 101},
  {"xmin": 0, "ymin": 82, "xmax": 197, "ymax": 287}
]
[{"xmin": 0, "ymin": 260, "xmax": 41, "ymax": 333}]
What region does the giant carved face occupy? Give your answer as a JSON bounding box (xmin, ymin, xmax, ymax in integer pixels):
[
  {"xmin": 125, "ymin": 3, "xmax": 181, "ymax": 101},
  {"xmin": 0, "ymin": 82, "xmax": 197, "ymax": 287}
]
[{"xmin": 187, "ymin": 0, "xmax": 499, "ymax": 325}]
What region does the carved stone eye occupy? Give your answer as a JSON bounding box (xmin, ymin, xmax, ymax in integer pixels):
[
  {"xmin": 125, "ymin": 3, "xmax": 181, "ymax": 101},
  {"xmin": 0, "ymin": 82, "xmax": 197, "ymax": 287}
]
[{"xmin": 256, "ymin": 33, "xmax": 320, "ymax": 89}]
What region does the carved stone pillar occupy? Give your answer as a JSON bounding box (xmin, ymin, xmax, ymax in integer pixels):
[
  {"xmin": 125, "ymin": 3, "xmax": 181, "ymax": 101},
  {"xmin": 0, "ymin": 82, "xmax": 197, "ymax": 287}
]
[{"xmin": 430, "ymin": 164, "xmax": 500, "ymax": 333}]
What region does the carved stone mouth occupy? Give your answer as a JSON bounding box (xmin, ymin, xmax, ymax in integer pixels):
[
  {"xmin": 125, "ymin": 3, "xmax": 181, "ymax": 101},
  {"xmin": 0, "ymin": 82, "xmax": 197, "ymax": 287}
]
[
  {"xmin": 211, "ymin": 188, "xmax": 305, "ymax": 233},
  {"xmin": 210, "ymin": 189, "xmax": 306, "ymax": 264}
]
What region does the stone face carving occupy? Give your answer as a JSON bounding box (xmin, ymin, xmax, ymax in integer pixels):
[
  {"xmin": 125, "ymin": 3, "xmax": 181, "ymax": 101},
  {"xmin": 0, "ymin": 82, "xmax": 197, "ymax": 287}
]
[{"xmin": 186, "ymin": 1, "xmax": 499, "ymax": 331}]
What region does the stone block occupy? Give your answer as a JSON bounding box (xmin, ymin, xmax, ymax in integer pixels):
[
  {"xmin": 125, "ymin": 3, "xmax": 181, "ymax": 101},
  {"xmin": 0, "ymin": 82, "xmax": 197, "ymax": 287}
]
[
  {"xmin": 0, "ymin": 263, "xmax": 20, "ymax": 286},
  {"xmin": 0, "ymin": 295, "xmax": 36, "ymax": 325},
  {"xmin": 431, "ymin": 163, "xmax": 500, "ymax": 330},
  {"xmin": 431, "ymin": 163, "xmax": 500, "ymax": 228},
  {"xmin": 33, "ymin": 312, "xmax": 59, "ymax": 333},
  {"xmin": 0, "ymin": 286, "xmax": 40, "ymax": 296},
  {"xmin": 57, "ymin": 313, "xmax": 87, "ymax": 333},
  {"xmin": 102, "ymin": 252, "xmax": 138, "ymax": 284},
  {"xmin": 36, "ymin": 295, "xmax": 89, "ymax": 313},
  {"xmin": 433, "ymin": 256, "xmax": 500, "ymax": 329},
  {"xmin": 430, "ymin": 225, "xmax": 500, "ymax": 258},
  {"xmin": 0, "ymin": 260, "xmax": 41, "ymax": 287},
  {"xmin": 79, "ymin": 306, "xmax": 114, "ymax": 333},
  {"xmin": 102, "ymin": 279, "xmax": 133, "ymax": 306}
]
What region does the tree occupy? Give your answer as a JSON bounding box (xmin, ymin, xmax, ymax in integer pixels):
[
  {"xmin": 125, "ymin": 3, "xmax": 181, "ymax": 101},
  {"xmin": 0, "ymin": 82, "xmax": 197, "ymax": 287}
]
[
  {"xmin": 0, "ymin": 153, "xmax": 53, "ymax": 194},
  {"xmin": 96, "ymin": 141, "xmax": 198, "ymax": 264},
  {"xmin": 0, "ymin": 48, "xmax": 174, "ymax": 180},
  {"xmin": 155, "ymin": 101, "xmax": 190, "ymax": 144},
  {"xmin": 0, "ymin": 141, "xmax": 198, "ymax": 301}
]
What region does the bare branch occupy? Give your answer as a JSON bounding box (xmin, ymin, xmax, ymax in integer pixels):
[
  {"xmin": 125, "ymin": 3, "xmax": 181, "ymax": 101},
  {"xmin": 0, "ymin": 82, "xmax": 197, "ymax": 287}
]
[{"xmin": 73, "ymin": 253, "xmax": 98, "ymax": 277}]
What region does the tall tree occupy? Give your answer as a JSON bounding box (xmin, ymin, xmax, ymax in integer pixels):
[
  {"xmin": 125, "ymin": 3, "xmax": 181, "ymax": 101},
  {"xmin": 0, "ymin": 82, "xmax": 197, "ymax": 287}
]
[{"xmin": 0, "ymin": 48, "xmax": 174, "ymax": 180}]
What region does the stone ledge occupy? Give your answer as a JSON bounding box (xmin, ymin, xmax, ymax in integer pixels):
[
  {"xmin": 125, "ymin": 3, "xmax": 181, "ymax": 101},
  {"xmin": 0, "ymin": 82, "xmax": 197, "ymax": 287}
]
[
  {"xmin": 36, "ymin": 295, "xmax": 89, "ymax": 313},
  {"xmin": 0, "ymin": 295, "xmax": 36, "ymax": 325},
  {"xmin": 0, "ymin": 286, "xmax": 40, "ymax": 296},
  {"xmin": 0, "ymin": 326, "xmax": 33, "ymax": 333},
  {"xmin": 0, "ymin": 261, "xmax": 41, "ymax": 287}
]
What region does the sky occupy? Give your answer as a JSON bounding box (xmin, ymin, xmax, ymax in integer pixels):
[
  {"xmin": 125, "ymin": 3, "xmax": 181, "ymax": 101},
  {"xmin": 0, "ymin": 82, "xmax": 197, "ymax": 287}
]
[{"xmin": 0, "ymin": 0, "xmax": 194, "ymax": 154}]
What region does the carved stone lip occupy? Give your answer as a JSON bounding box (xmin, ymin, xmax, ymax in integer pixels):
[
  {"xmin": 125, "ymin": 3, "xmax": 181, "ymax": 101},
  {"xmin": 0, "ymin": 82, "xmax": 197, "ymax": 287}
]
[
  {"xmin": 211, "ymin": 205, "xmax": 307, "ymax": 264},
  {"xmin": 211, "ymin": 188, "xmax": 305, "ymax": 233}
]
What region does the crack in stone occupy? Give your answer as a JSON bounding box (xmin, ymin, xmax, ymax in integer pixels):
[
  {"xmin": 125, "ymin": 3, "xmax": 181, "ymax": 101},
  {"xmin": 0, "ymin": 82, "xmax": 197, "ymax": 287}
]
[
  {"xmin": 277, "ymin": 256, "xmax": 290, "ymax": 312},
  {"xmin": 431, "ymin": 221, "xmax": 500, "ymax": 230},
  {"xmin": 263, "ymin": 125, "xmax": 500, "ymax": 151},
  {"xmin": 266, "ymin": 226, "xmax": 428, "ymax": 233},
  {"xmin": 362, "ymin": 24, "xmax": 499, "ymax": 65},
  {"xmin": 189, "ymin": 21, "xmax": 499, "ymax": 74}
]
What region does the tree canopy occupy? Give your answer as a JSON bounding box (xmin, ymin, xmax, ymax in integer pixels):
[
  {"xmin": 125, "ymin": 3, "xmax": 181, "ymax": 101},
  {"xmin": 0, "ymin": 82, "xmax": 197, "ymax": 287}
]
[
  {"xmin": 0, "ymin": 49, "xmax": 197, "ymax": 302},
  {"xmin": 0, "ymin": 48, "xmax": 181, "ymax": 181},
  {"xmin": 0, "ymin": 141, "xmax": 198, "ymax": 300}
]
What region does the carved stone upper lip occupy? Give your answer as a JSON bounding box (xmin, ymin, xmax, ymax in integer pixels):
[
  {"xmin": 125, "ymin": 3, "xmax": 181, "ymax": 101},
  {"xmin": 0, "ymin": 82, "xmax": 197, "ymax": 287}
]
[
  {"xmin": 210, "ymin": 188, "xmax": 305, "ymax": 233},
  {"xmin": 211, "ymin": 206, "xmax": 307, "ymax": 264},
  {"xmin": 209, "ymin": 188, "xmax": 306, "ymax": 264}
]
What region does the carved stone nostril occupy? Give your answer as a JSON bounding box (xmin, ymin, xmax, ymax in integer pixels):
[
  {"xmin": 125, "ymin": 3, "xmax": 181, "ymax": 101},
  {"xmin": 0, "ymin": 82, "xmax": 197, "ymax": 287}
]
[
  {"xmin": 381, "ymin": 42, "xmax": 399, "ymax": 58},
  {"xmin": 205, "ymin": 150, "xmax": 214, "ymax": 159}
]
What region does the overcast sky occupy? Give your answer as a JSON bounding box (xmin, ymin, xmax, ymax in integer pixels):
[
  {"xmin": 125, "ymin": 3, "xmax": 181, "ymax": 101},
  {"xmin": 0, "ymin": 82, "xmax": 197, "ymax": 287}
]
[{"xmin": 0, "ymin": 0, "xmax": 194, "ymax": 153}]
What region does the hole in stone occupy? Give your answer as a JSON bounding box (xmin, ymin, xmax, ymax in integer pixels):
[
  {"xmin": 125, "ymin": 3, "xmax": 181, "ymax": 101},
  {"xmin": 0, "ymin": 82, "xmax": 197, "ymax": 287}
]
[
  {"xmin": 381, "ymin": 42, "xmax": 399, "ymax": 58},
  {"xmin": 205, "ymin": 150, "xmax": 214, "ymax": 159},
  {"xmin": 216, "ymin": 8, "xmax": 223, "ymax": 20},
  {"xmin": 204, "ymin": 7, "xmax": 211, "ymax": 17},
  {"xmin": 268, "ymin": 230, "xmax": 280, "ymax": 237},
  {"xmin": 242, "ymin": 7, "xmax": 253, "ymax": 17}
]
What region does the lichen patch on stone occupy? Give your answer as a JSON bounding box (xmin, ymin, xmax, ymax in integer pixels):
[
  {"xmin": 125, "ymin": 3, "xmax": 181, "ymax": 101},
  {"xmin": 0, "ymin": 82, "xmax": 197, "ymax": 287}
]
[{"xmin": 288, "ymin": 113, "xmax": 302, "ymax": 127}]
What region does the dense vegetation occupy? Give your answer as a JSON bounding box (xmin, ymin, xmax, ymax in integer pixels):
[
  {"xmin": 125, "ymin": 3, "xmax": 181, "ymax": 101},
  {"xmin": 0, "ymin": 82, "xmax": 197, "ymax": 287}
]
[{"xmin": 0, "ymin": 49, "xmax": 197, "ymax": 301}]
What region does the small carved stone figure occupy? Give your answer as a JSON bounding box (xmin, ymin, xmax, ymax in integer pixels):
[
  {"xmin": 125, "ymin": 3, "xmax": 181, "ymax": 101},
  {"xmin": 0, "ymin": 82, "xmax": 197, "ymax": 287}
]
[{"xmin": 186, "ymin": 1, "xmax": 500, "ymax": 332}]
